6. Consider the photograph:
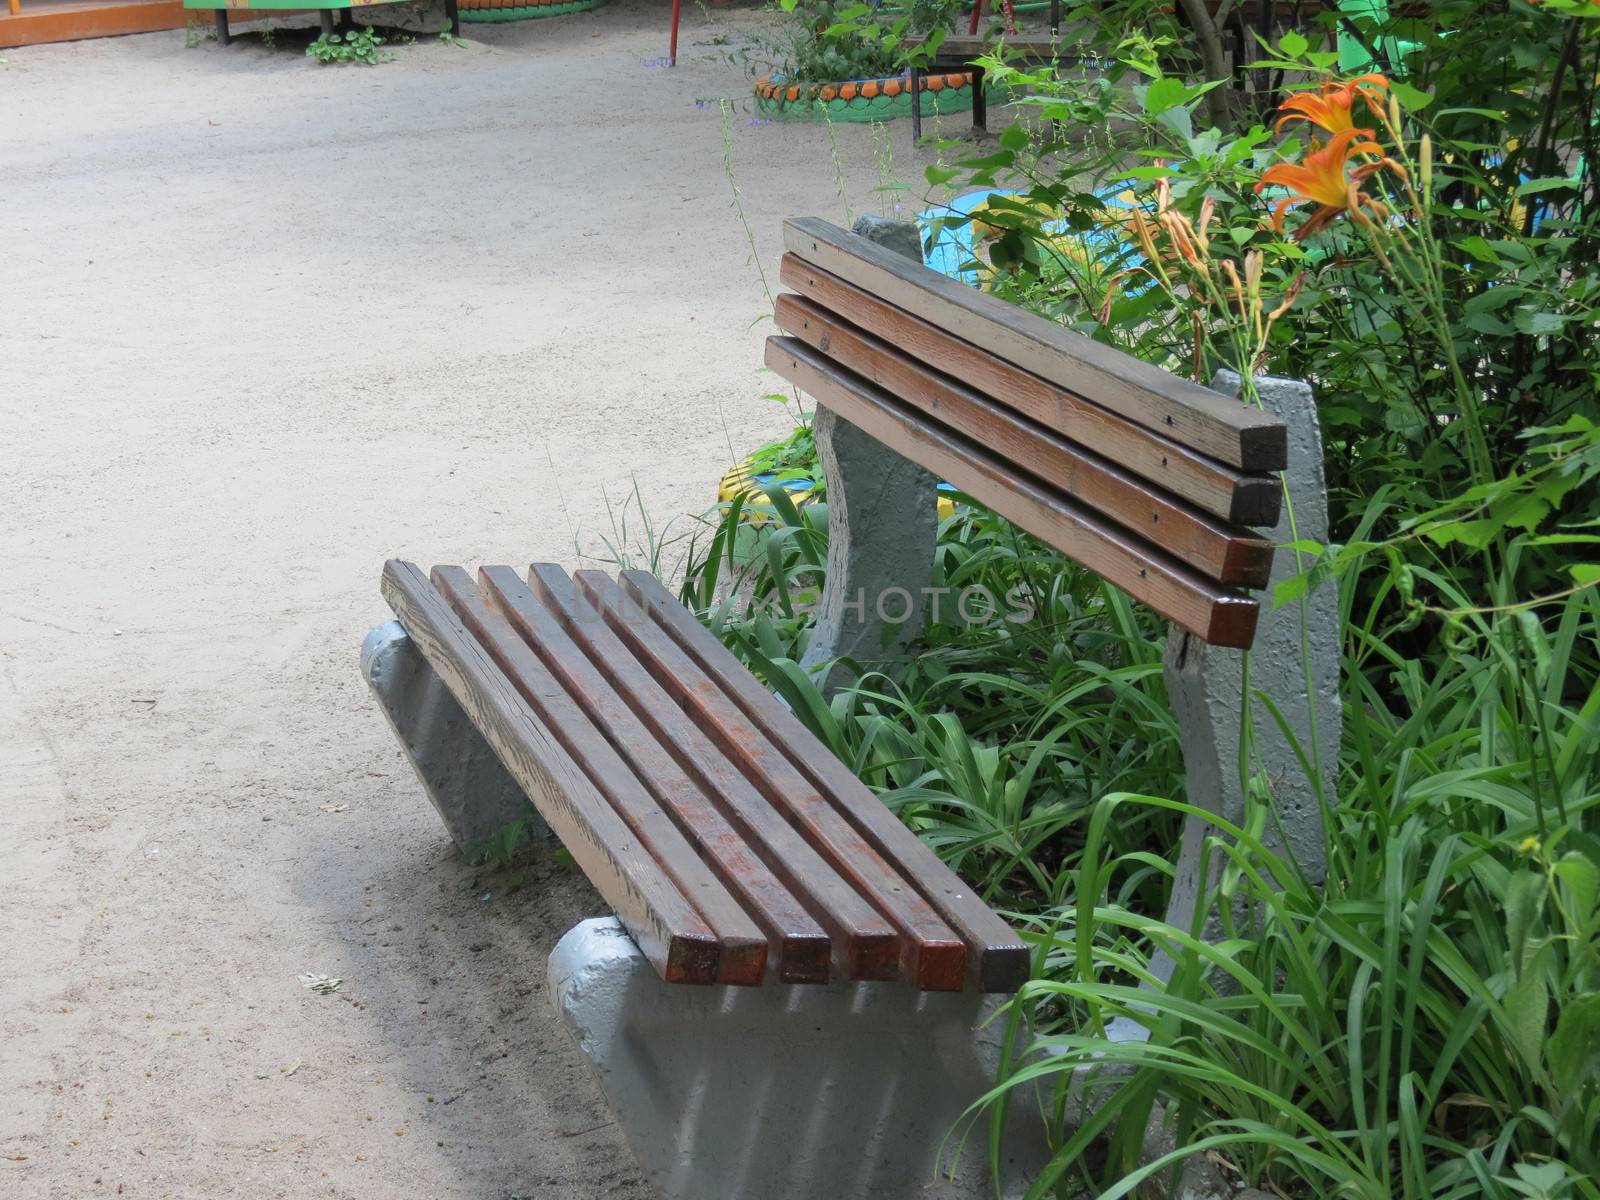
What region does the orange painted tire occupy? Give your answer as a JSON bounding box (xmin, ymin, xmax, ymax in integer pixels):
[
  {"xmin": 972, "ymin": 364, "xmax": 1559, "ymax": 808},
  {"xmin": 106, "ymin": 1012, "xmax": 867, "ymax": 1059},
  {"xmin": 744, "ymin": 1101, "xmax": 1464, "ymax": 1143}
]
[{"xmin": 752, "ymin": 71, "xmax": 978, "ymax": 122}]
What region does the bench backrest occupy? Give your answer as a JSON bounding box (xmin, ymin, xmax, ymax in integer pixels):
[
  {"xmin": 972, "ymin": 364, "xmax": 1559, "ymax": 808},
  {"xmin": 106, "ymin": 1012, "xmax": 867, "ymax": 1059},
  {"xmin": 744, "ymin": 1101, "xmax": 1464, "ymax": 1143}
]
[{"xmin": 765, "ymin": 216, "xmax": 1289, "ymax": 649}]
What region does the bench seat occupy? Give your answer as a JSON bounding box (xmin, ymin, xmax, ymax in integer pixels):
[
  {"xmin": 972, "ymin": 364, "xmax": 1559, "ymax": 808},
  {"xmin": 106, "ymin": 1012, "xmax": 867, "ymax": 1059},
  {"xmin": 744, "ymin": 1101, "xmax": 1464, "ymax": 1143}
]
[{"xmin": 380, "ymin": 559, "xmax": 1030, "ymax": 993}]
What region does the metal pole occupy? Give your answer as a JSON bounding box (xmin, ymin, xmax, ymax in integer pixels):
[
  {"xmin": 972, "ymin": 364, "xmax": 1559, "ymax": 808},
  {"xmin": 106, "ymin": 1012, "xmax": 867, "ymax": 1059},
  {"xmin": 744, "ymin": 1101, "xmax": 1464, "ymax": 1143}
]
[
  {"xmin": 909, "ymin": 66, "xmax": 922, "ymax": 143},
  {"xmin": 669, "ymin": 0, "xmax": 680, "ymax": 65}
]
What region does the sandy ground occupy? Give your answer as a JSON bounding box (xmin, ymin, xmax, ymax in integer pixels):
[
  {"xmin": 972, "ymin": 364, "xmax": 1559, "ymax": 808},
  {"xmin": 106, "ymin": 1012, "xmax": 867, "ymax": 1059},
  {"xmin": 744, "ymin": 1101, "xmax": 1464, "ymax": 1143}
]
[{"xmin": 0, "ymin": 6, "xmax": 971, "ymax": 1195}]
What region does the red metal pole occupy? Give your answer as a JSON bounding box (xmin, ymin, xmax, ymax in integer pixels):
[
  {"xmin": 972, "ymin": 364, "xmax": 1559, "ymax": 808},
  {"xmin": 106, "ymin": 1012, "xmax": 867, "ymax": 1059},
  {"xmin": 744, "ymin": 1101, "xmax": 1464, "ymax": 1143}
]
[
  {"xmin": 967, "ymin": 0, "xmax": 981, "ymax": 34},
  {"xmin": 670, "ymin": 0, "xmax": 681, "ymax": 65}
]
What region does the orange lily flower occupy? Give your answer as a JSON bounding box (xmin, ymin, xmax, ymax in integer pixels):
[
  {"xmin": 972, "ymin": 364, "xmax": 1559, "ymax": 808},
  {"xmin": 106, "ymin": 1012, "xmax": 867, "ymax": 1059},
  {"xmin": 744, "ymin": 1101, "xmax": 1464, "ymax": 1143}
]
[
  {"xmin": 1255, "ymin": 127, "xmax": 1391, "ymax": 239},
  {"xmin": 1274, "ymin": 73, "xmax": 1389, "ymax": 135}
]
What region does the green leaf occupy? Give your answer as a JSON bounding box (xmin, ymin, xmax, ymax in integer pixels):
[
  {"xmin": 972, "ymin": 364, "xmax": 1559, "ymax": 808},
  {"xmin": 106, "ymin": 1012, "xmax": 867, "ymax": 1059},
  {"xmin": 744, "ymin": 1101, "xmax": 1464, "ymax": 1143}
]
[
  {"xmin": 1278, "ymin": 30, "xmax": 1308, "ymax": 59},
  {"xmin": 1514, "ymin": 307, "xmax": 1569, "ymax": 336},
  {"xmin": 1549, "ymin": 994, "xmax": 1600, "ymax": 1097},
  {"xmin": 1554, "ymin": 851, "xmax": 1598, "ymax": 929},
  {"xmin": 1390, "ymin": 79, "xmax": 1433, "ymax": 110},
  {"xmin": 1504, "ymin": 870, "xmax": 1545, "ymax": 974},
  {"xmin": 1573, "ymin": 564, "xmax": 1600, "ymax": 588},
  {"xmin": 1424, "ymin": 518, "xmax": 1498, "ymax": 550},
  {"xmin": 1515, "ymin": 176, "xmax": 1579, "ymax": 197},
  {"xmin": 1501, "ymin": 969, "xmax": 1548, "ymax": 1075},
  {"xmin": 1273, "ymin": 572, "xmax": 1310, "ymax": 607},
  {"xmin": 1143, "ymin": 77, "xmax": 1187, "ymax": 117}
]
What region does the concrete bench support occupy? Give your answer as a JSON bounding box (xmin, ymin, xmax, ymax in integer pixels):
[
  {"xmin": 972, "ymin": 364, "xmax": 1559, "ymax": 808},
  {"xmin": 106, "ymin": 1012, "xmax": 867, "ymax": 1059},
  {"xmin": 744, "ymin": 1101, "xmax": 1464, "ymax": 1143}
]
[
  {"xmin": 1155, "ymin": 371, "xmax": 1340, "ymax": 965},
  {"xmin": 549, "ymin": 917, "xmax": 1049, "ymax": 1200},
  {"xmin": 800, "ymin": 214, "xmax": 940, "ymax": 688},
  {"xmin": 361, "ymin": 620, "xmax": 548, "ymax": 860}
]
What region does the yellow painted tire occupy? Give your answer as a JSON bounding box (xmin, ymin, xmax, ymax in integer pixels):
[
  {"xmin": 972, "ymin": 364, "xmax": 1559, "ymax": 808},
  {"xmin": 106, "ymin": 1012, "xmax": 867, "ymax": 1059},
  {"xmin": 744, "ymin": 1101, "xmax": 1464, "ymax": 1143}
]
[{"xmin": 718, "ymin": 459, "xmax": 955, "ymax": 520}]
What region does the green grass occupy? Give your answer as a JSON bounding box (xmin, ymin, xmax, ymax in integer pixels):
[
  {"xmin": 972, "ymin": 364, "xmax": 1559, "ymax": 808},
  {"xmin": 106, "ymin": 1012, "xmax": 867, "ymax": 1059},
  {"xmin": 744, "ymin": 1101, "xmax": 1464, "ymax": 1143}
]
[{"xmin": 678, "ymin": 485, "xmax": 1600, "ymax": 1199}]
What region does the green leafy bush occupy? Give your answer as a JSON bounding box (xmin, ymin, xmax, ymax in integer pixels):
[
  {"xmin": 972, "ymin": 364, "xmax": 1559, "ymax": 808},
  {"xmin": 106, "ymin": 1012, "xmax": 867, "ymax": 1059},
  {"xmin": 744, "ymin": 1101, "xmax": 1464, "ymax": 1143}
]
[
  {"xmin": 766, "ymin": 0, "xmax": 960, "ymax": 83},
  {"xmin": 306, "ymin": 26, "xmax": 390, "ymax": 65}
]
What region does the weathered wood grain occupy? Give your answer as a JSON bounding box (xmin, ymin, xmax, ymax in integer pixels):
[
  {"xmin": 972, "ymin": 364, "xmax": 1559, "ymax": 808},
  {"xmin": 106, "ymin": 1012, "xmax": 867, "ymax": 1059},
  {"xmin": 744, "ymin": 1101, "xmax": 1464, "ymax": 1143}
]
[
  {"xmin": 380, "ymin": 560, "xmax": 723, "ymax": 985},
  {"xmin": 472, "ymin": 565, "xmax": 832, "ymax": 985},
  {"xmin": 618, "ymin": 570, "xmax": 1034, "ymax": 994},
  {"xmin": 775, "ymin": 293, "xmax": 1275, "ymax": 588},
  {"xmin": 777, "ymin": 256, "xmax": 1281, "ymax": 526},
  {"xmin": 574, "ymin": 569, "xmax": 969, "ymax": 992},
  {"xmin": 783, "ymin": 217, "xmax": 1288, "ymax": 472},
  {"xmin": 525, "ymin": 564, "xmax": 903, "ymax": 983},
  {"xmin": 767, "ymin": 337, "xmax": 1262, "ymax": 648}
]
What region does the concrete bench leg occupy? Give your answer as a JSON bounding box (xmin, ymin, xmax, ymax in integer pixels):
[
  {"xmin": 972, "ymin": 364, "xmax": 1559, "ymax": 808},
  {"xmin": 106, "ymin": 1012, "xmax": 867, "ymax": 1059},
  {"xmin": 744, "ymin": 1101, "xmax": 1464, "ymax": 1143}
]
[
  {"xmin": 550, "ymin": 918, "xmax": 1050, "ymax": 1200},
  {"xmin": 802, "ymin": 215, "xmax": 940, "ymax": 693},
  {"xmin": 362, "ymin": 620, "xmax": 549, "ymax": 861}
]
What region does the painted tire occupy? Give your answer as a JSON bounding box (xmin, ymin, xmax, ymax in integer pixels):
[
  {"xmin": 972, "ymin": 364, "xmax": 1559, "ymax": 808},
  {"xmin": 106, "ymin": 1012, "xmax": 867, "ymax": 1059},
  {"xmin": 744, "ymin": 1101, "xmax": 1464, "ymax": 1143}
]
[
  {"xmin": 718, "ymin": 460, "xmax": 956, "ymax": 520},
  {"xmin": 753, "ymin": 72, "xmax": 977, "ymax": 123},
  {"xmin": 459, "ymin": 0, "xmax": 603, "ymax": 21}
]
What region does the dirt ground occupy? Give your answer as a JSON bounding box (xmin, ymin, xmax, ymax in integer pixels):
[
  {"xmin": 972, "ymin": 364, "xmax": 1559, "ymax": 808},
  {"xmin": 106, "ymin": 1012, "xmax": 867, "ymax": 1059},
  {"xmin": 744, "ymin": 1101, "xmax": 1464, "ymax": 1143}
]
[{"xmin": 0, "ymin": 6, "xmax": 970, "ymax": 1195}]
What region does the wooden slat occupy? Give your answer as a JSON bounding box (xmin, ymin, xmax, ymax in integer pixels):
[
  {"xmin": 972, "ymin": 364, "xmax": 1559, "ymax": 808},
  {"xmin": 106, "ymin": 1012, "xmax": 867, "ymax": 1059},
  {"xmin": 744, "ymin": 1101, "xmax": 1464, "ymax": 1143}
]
[
  {"xmin": 776, "ymin": 293, "xmax": 1274, "ymax": 588},
  {"xmin": 380, "ymin": 560, "xmax": 724, "ymax": 986},
  {"xmin": 525, "ymin": 564, "xmax": 903, "ymax": 983},
  {"xmin": 471, "ymin": 566, "xmax": 832, "ymax": 985},
  {"xmin": 768, "ymin": 337, "xmax": 1261, "ymax": 648},
  {"xmin": 779, "ymin": 255, "xmax": 1281, "ymax": 527},
  {"xmin": 618, "ymin": 570, "xmax": 1034, "ymax": 994},
  {"xmin": 783, "ymin": 217, "xmax": 1288, "ymax": 473},
  {"xmin": 574, "ymin": 569, "xmax": 968, "ymax": 992}
]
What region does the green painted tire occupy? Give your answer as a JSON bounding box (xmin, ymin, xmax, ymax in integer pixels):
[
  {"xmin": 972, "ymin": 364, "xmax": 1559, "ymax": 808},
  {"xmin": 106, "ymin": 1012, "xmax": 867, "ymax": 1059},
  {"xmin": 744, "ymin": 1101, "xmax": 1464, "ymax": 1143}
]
[
  {"xmin": 459, "ymin": 0, "xmax": 602, "ymax": 21},
  {"xmin": 753, "ymin": 72, "xmax": 977, "ymax": 123}
]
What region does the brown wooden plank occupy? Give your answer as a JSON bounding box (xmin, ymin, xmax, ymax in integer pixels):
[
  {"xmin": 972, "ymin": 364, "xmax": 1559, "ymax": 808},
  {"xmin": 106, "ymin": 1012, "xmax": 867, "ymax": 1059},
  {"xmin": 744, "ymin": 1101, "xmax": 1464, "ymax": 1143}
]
[
  {"xmin": 524, "ymin": 563, "xmax": 904, "ymax": 983},
  {"xmin": 573, "ymin": 569, "xmax": 969, "ymax": 992},
  {"xmin": 380, "ymin": 560, "xmax": 723, "ymax": 986},
  {"xmin": 783, "ymin": 217, "xmax": 1288, "ymax": 472},
  {"xmin": 768, "ymin": 336, "xmax": 1261, "ymax": 648},
  {"xmin": 778, "ymin": 255, "xmax": 1281, "ymax": 527},
  {"xmin": 617, "ymin": 570, "xmax": 1033, "ymax": 994},
  {"xmin": 776, "ymin": 293, "xmax": 1275, "ymax": 588},
  {"xmin": 470, "ymin": 565, "xmax": 831, "ymax": 985}
]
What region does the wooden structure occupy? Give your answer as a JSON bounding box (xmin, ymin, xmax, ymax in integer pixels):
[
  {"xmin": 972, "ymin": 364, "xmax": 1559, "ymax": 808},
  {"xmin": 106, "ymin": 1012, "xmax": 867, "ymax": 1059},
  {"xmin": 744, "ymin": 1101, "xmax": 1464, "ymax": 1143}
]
[
  {"xmin": 371, "ymin": 217, "xmax": 1287, "ymax": 998},
  {"xmin": 771, "ymin": 217, "xmax": 1285, "ymax": 648},
  {"xmin": 0, "ymin": 0, "xmax": 213, "ymax": 47},
  {"xmin": 181, "ymin": 0, "xmax": 457, "ymax": 44}
]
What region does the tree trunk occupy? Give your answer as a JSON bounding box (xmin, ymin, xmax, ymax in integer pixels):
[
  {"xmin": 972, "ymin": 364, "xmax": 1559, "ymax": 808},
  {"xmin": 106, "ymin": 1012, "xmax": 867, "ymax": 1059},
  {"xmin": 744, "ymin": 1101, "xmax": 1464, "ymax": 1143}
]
[{"xmin": 1178, "ymin": 0, "xmax": 1236, "ymax": 129}]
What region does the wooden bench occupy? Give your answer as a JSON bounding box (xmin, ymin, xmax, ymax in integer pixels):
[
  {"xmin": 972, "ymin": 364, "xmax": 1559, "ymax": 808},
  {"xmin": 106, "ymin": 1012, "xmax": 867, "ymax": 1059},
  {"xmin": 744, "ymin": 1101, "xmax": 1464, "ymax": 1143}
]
[
  {"xmin": 366, "ymin": 214, "xmax": 1334, "ymax": 1199},
  {"xmin": 371, "ymin": 215, "xmax": 1288, "ymax": 1002}
]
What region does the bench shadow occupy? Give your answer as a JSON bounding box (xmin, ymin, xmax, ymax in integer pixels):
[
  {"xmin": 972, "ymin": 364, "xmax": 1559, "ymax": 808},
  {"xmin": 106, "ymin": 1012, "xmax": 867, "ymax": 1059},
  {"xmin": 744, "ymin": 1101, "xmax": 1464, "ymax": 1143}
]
[{"xmin": 286, "ymin": 800, "xmax": 653, "ymax": 1200}]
